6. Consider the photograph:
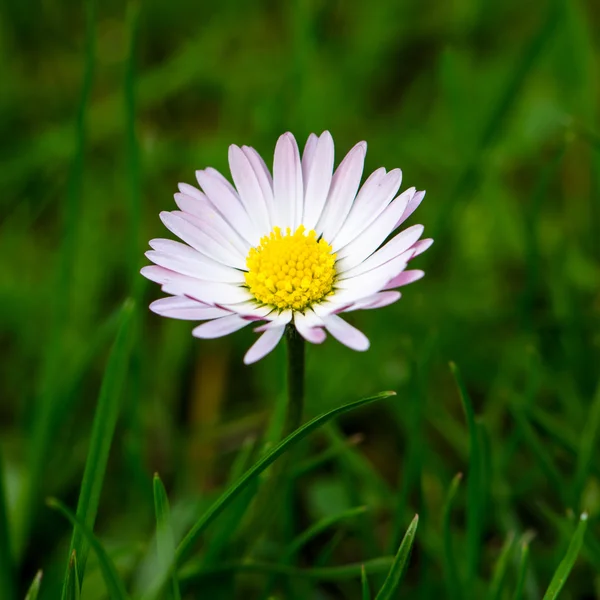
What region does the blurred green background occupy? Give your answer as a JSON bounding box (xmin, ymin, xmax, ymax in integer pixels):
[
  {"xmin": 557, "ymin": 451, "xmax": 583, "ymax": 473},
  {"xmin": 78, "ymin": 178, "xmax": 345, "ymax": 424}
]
[{"xmin": 1, "ymin": 0, "xmax": 600, "ymax": 598}]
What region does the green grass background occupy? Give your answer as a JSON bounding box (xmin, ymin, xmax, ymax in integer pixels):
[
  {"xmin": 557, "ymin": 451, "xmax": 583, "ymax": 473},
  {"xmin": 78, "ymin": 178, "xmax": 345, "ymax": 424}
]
[{"xmin": 1, "ymin": 0, "xmax": 599, "ymax": 598}]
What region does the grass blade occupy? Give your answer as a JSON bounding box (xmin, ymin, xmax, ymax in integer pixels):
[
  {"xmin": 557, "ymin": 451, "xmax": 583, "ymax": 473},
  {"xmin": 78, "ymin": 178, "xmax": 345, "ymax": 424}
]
[
  {"xmin": 450, "ymin": 362, "xmax": 485, "ymax": 584},
  {"xmin": 542, "ymin": 512, "xmax": 588, "ymax": 599},
  {"xmin": 374, "ymin": 514, "xmax": 419, "ymax": 600},
  {"xmin": 0, "ymin": 446, "xmax": 15, "ymax": 600},
  {"xmin": 25, "ymin": 570, "xmax": 43, "ymax": 600},
  {"xmin": 361, "ymin": 564, "xmax": 371, "ymax": 600},
  {"xmin": 513, "ymin": 541, "xmax": 530, "ymax": 600},
  {"xmin": 64, "ymin": 551, "xmax": 81, "ymax": 600},
  {"xmin": 176, "ymin": 391, "xmax": 396, "ymax": 563},
  {"xmin": 487, "ymin": 532, "xmax": 515, "ymax": 600},
  {"xmin": 443, "ymin": 472, "xmax": 463, "ymax": 600},
  {"xmin": 61, "ymin": 299, "xmax": 136, "ymax": 595},
  {"xmin": 143, "ymin": 474, "xmax": 181, "ymax": 600},
  {"xmin": 49, "ymin": 498, "xmax": 130, "ymax": 600}
]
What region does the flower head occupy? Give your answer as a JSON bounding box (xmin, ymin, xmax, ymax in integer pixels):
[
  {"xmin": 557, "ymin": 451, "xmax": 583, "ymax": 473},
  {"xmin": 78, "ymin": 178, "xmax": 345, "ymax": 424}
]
[{"xmin": 142, "ymin": 132, "xmax": 432, "ymax": 364}]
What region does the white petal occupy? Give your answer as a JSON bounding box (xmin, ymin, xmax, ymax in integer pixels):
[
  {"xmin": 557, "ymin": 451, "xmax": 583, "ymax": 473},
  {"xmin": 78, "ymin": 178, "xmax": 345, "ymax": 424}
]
[
  {"xmin": 228, "ymin": 144, "xmax": 271, "ymax": 233},
  {"xmin": 317, "ymin": 141, "xmax": 367, "ymax": 241},
  {"xmin": 335, "ymin": 188, "xmax": 414, "ymax": 271},
  {"xmin": 192, "ymin": 315, "xmax": 251, "ymax": 339},
  {"xmin": 332, "ymin": 168, "xmax": 402, "ymax": 251},
  {"xmin": 254, "ymin": 309, "xmax": 292, "ymax": 331},
  {"xmin": 301, "ymin": 134, "xmax": 318, "ymax": 181},
  {"xmin": 146, "ymin": 241, "xmax": 245, "ymax": 283},
  {"xmin": 243, "ymin": 325, "xmax": 286, "ymax": 364},
  {"xmin": 196, "ymin": 168, "xmax": 259, "ymax": 245},
  {"xmin": 323, "ymin": 314, "xmax": 369, "ymax": 351},
  {"xmin": 338, "ymin": 224, "xmax": 424, "ymax": 278},
  {"xmin": 344, "ymin": 291, "xmax": 401, "ymax": 311},
  {"xmin": 408, "ymin": 238, "xmax": 433, "ymax": 258},
  {"xmin": 150, "ymin": 296, "xmax": 230, "ymax": 320},
  {"xmin": 273, "ymin": 132, "xmax": 303, "ymax": 231},
  {"xmin": 384, "ymin": 269, "xmax": 425, "ymax": 290},
  {"xmin": 294, "ymin": 311, "xmax": 326, "ymax": 344},
  {"xmin": 160, "ymin": 275, "xmax": 252, "ymax": 305},
  {"xmin": 160, "ymin": 211, "xmax": 246, "ymax": 269},
  {"xmin": 301, "ymin": 131, "xmax": 335, "ymax": 230},
  {"xmin": 242, "ymin": 146, "xmax": 274, "ymax": 215},
  {"xmin": 395, "ymin": 190, "xmax": 425, "ymax": 228}
]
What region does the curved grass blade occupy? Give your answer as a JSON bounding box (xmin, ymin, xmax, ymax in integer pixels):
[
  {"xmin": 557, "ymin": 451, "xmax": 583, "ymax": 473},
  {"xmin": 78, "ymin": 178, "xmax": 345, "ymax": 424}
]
[
  {"xmin": 513, "ymin": 541, "xmax": 530, "ymax": 600},
  {"xmin": 25, "ymin": 570, "xmax": 43, "ymax": 600},
  {"xmin": 361, "ymin": 564, "xmax": 371, "ymax": 600},
  {"xmin": 180, "ymin": 557, "xmax": 393, "ymax": 582},
  {"xmin": 49, "ymin": 498, "xmax": 130, "ymax": 600},
  {"xmin": 0, "ymin": 446, "xmax": 15, "ymax": 600},
  {"xmin": 450, "ymin": 362, "xmax": 485, "ymax": 584},
  {"xmin": 374, "ymin": 514, "xmax": 419, "ymax": 600},
  {"xmin": 64, "ymin": 551, "xmax": 81, "ymax": 600},
  {"xmin": 443, "ymin": 473, "xmax": 463, "ymax": 600},
  {"xmin": 61, "ymin": 299, "xmax": 135, "ymax": 596},
  {"xmin": 542, "ymin": 512, "xmax": 588, "ymax": 599},
  {"xmin": 487, "ymin": 532, "xmax": 515, "ymax": 600},
  {"xmin": 176, "ymin": 391, "xmax": 395, "ymax": 563}
]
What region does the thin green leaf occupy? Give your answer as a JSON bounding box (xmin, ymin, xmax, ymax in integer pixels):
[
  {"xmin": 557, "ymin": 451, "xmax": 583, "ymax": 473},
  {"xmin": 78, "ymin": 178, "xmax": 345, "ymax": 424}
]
[
  {"xmin": 443, "ymin": 473, "xmax": 463, "ymax": 600},
  {"xmin": 180, "ymin": 557, "xmax": 393, "ymax": 582},
  {"xmin": 143, "ymin": 474, "xmax": 181, "ymax": 600},
  {"xmin": 49, "ymin": 498, "xmax": 130, "ymax": 600},
  {"xmin": 513, "ymin": 542, "xmax": 530, "ymax": 600},
  {"xmin": 573, "ymin": 381, "xmax": 600, "ymax": 508},
  {"xmin": 487, "ymin": 532, "xmax": 515, "ymax": 600},
  {"xmin": 542, "ymin": 512, "xmax": 588, "ymax": 599},
  {"xmin": 61, "ymin": 299, "xmax": 135, "ymax": 595},
  {"xmin": 24, "ymin": 570, "xmax": 43, "ymax": 600},
  {"xmin": 0, "ymin": 446, "xmax": 15, "ymax": 600},
  {"xmin": 374, "ymin": 514, "xmax": 419, "ymax": 600},
  {"xmin": 176, "ymin": 391, "xmax": 396, "ymax": 563},
  {"xmin": 450, "ymin": 362, "xmax": 484, "ymax": 583},
  {"xmin": 361, "ymin": 565, "xmax": 371, "ymax": 600},
  {"xmin": 64, "ymin": 551, "xmax": 81, "ymax": 600}
]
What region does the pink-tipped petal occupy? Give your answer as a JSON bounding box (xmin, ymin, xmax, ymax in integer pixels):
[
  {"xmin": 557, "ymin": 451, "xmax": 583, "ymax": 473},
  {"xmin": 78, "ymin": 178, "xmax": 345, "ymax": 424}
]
[
  {"xmin": 332, "ymin": 167, "xmax": 402, "ymax": 250},
  {"xmin": 323, "ymin": 314, "xmax": 370, "ymax": 351},
  {"xmin": 345, "ymin": 291, "xmax": 401, "ymax": 311},
  {"xmin": 196, "ymin": 169, "xmax": 259, "ymax": 245},
  {"xmin": 243, "ymin": 325, "xmax": 286, "ymax": 364},
  {"xmin": 294, "ymin": 311, "xmax": 327, "ymax": 343},
  {"xmin": 395, "ymin": 190, "xmax": 426, "ymax": 228},
  {"xmin": 253, "ymin": 310, "xmax": 292, "ymax": 332},
  {"xmin": 273, "ymin": 132, "xmax": 303, "ymax": 231},
  {"xmin": 384, "ymin": 269, "xmax": 425, "ymax": 289},
  {"xmin": 228, "ymin": 144, "xmax": 271, "ymax": 233},
  {"xmin": 302, "ymin": 131, "xmax": 335, "ymax": 230},
  {"xmin": 192, "ymin": 315, "xmax": 251, "ymax": 339},
  {"xmin": 409, "ymin": 238, "xmax": 434, "ymax": 258},
  {"xmin": 317, "ymin": 141, "xmax": 367, "ymax": 241},
  {"xmin": 242, "ymin": 145, "xmax": 275, "ymax": 216},
  {"xmin": 150, "ymin": 296, "xmax": 230, "ymax": 320}
]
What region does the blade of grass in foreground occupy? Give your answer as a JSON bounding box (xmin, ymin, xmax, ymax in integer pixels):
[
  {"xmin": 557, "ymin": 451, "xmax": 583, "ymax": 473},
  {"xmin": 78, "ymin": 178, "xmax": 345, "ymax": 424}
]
[
  {"xmin": 49, "ymin": 499, "xmax": 130, "ymax": 600},
  {"xmin": 512, "ymin": 541, "xmax": 530, "ymax": 600},
  {"xmin": 142, "ymin": 474, "xmax": 181, "ymax": 600},
  {"xmin": 374, "ymin": 514, "xmax": 419, "ymax": 600},
  {"xmin": 61, "ymin": 299, "xmax": 135, "ymax": 596},
  {"xmin": 443, "ymin": 473, "xmax": 463, "ymax": 600},
  {"xmin": 24, "ymin": 571, "xmax": 43, "ymax": 600},
  {"xmin": 361, "ymin": 564, "xmax": 371, "ymax": 600},
  {"xmin": 487, "ymin": 532, "xmax": 515, "ymax": 600},
  {"xmin": 450, "ymin": 362, "xmax": 485, "ymax": 585},
  {"xmin": 0, "ymin": 446, "xmax": 15, "ymax": 600},
  {"xmin": 64, "ymin": 551, "xmax": 81, "ymax": 600},
  {"xmin": 176, "ymin": 391, "xmax": 396, "ymax": 563},
  {"xmin": 542, "ymin": 512, "xmax": 588, "ymax": 599}
]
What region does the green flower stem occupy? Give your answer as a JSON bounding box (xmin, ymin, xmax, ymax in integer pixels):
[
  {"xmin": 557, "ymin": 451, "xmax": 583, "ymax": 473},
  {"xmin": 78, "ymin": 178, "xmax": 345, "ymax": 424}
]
[{"xmin": 284, "ymin": 327, "xmax": 305, "ymax": 438}]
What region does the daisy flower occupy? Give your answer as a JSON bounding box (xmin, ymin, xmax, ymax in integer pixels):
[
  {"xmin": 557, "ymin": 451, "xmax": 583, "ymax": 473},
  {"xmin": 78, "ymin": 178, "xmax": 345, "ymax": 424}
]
[{"xmin": 142, "ymin": 131, "xmax": 432, "ymax": 364}]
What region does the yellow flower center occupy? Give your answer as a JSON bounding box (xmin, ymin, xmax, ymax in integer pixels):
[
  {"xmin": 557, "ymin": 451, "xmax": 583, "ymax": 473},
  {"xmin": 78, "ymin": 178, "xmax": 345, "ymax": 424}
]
[{"xmin": 245, "ymin": 225, "xmax": 337, "ymax": 311}]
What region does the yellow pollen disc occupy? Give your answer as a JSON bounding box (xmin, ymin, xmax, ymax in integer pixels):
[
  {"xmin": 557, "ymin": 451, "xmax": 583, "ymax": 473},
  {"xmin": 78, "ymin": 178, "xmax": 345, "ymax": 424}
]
[{"xmin": 245, "ymin": 225, "xmax": 337, "ymax": 311}]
